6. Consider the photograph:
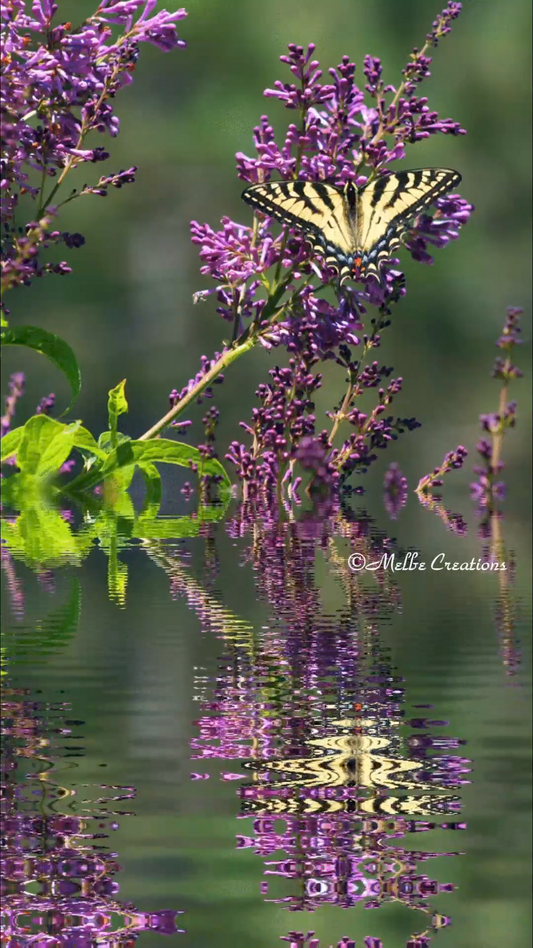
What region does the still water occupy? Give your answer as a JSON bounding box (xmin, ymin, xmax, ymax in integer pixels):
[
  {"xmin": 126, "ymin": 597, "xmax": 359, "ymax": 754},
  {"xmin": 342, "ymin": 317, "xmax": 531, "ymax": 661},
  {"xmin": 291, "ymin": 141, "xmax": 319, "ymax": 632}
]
[{"xmin": 1, "ymin": 500, "xmax": 531, "ymax": 948}]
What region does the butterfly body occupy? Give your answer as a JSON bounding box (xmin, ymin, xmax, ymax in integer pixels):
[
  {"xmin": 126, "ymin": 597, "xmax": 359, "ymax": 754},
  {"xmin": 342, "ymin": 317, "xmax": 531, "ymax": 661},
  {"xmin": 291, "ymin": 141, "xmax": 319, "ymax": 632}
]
[{"xmin": 242, "ymin": 169, "xmax": 461, "ymax": 283}]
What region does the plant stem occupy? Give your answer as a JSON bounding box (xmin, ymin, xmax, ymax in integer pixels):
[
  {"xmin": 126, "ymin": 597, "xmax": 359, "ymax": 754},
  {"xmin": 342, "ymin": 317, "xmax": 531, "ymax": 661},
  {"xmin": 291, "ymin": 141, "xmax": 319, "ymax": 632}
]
[
  {"xmin": 138, "ymin": 336, "xmax": 256, "ymax": 441},
  {"xmin": 329, "ymin": 380, "xmax": 354, "ymax": 443},
  {"xmin": 138, "ymin": 275, "xmax": 296, "ymax": 442},
  {"xmin": 328, "ymin": 308, "xmax": 388, "ymax": 449},
  {"xmin": 490, "ymin": 367, "xmax": 509, "ymax": 478}
]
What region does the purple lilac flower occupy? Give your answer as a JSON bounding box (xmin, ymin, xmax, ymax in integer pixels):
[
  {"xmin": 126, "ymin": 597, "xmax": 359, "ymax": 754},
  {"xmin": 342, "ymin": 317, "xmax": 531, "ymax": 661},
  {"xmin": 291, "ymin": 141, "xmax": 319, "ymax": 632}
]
[
  {"xmin": 227, "ymin": 321, "xmax": 421, "ymax": 499},
  {"xmin": 197, "ymin": 25, "xmax": 470, "ymax": 320},
  {"xmin": 36, "ymin": 392, "xmax": 55, "ymax": 415},
  {"xmin": 1, "ymin": 1, "xmax": 187, "ymax": 308},
  {"xmin": 417, "ymin": 444, "xmax": 468, "ymax": 493},
  {"xmin": 383, "ymin": 461, "xmax": 408, "ymax": 519},
  {"xmin": 471, "ymin": 308, "xmax": 524, "ymax": 511}
]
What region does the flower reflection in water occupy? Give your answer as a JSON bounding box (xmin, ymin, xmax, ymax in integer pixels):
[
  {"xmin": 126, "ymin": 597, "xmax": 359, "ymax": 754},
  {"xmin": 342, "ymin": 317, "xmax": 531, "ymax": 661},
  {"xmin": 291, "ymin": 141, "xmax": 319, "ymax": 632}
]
[
  {"xmin": 149, "ymin": 504, "xmax": 470, "ymax": 946},
  {"xmin": 0, "ymin": 685, "xmax": 184, "ymax": 946}
]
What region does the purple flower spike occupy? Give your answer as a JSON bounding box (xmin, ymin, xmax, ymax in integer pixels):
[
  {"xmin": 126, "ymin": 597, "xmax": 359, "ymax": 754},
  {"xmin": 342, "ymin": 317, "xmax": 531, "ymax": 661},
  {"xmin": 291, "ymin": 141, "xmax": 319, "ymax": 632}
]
[
  {"xmin": 471, "ymin": 307, "xmax": 524, "ymax": 514},
  {"xmin": 36, "ymin": 393, "xmax": 56, "ymax": 416},
  {"xmin": 417, "ymin": 445, "xmax": 467, "ymax": 493}
]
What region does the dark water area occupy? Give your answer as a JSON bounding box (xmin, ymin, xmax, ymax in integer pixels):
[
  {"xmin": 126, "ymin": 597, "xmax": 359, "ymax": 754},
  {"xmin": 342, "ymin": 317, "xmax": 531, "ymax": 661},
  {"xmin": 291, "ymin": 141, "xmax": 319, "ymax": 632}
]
[{"xmin": 1, "ymin": 503, "xmax": 531, "ymax": 948}]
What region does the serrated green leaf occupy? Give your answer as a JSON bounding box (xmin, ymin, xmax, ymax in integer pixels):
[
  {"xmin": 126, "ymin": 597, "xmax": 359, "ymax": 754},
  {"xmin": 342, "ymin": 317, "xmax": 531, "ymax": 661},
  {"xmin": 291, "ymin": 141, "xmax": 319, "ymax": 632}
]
[
  {"xmin": 1, "ymin": 326, "xmax": 81, "ymax": 412},
  {"xmin": 107, "ymin": 379, "xmax": 128, "ymax": 448},
  {"xmin": 1, "ymin": 426, "xmax": 24, "ymax": 462}
]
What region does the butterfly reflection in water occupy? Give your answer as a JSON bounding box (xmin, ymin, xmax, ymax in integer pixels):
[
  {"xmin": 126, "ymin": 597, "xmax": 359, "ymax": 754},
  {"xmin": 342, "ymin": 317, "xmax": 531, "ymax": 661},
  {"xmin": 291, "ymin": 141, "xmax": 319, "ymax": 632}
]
[{"xmin": 242, "ymin": 168, "xmax": 461, "ymax": 283}]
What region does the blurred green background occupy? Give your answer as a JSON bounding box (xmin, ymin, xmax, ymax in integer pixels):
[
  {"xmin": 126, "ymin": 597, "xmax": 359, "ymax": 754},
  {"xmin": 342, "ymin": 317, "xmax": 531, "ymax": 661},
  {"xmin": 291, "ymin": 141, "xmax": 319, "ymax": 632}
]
[{"xmin": 3, "ymin": 0, "xmax": 532, "ymax": 505}]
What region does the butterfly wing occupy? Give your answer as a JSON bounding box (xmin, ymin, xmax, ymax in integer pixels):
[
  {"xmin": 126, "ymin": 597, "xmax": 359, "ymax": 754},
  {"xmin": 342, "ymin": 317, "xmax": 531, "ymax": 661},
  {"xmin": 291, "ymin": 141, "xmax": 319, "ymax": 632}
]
[
  {"xmin": 357, "ymin": 168, "xmax": 462, "ymax": 279},
  {"xmin": 242, "ymin": 180, "xmax": 356, "ymax": 279}
]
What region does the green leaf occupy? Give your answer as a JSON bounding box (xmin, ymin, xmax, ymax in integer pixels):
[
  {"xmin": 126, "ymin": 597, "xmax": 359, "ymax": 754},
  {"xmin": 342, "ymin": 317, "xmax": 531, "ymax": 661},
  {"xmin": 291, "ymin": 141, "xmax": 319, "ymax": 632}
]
[
  {"xmin": 37, "ymin": 420, "xmax": 105, "ymax": 478},
  {"xmin": 98, "ymin": 430, "xmax": 131, "ymax": 453},
  {"xmin": 17, "ymin": 415, "xmax": 64, "ymax": 475},
  {"xmin": 129, "ymin": 440, "xmax": 231, "ymax": 487},
  {"xmin": 1, "ymin": 426, "xmax": 23, "ymax": 462},
  {"xmin": 11, "ymin": 416, "xmax": 104, "ymax": 479},
  {"xmin": 70, "ymin": 425, "xmax": 106, "ymax": 459},
  {"xmin": 139, "ymin": 461, "xmax": 162, "ymax": 507},
  {"xmin": 107, "ymin": 379, "xmax": 128, "ymax": 448},
  {"xmin": 66, "ymin": 438, "xmax": 231, "ymax": 494},
  {"xmin": 1, "ymin": 325, "xmax": 81, "ymax": 412}
]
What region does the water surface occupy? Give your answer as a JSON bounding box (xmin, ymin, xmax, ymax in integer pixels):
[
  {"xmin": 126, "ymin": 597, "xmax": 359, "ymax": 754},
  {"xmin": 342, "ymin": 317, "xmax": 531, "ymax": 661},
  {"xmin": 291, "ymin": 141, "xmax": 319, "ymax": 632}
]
[{"xmin": 2, "ymin": 502, "xmax": 531, "ymax": 947}]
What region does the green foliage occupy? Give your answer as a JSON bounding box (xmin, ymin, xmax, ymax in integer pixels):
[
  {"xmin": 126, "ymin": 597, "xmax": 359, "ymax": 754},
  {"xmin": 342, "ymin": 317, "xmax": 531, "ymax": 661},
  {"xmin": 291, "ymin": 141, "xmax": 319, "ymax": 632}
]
[
  {"xmin": 1, "ymin": 496, "xmax": 93, "ymax": 569},
  {"xmin": 0, "ymin": 425, "xmax": 23, "ymax": 461},
  {"xmin": 107, "ymin": 379, "xmax": 128, "ymax": 449},
  {"xmin": 67, "ymin": 435, "xmax": 231, "ymax": 495},
  {"xmin": 1, "ymin": 415, "xmax": 105, "ymax": 486},
  {"xmin": 1, "ymin": 325, "xmax": 81, "ymax": 411},
  {"xmin": 1, "ymin": 381, "xmax": 230, "ymax": 503},
  {"xmin": 1, "ymin": 479, "xmax": 230, "ymax": 608}
]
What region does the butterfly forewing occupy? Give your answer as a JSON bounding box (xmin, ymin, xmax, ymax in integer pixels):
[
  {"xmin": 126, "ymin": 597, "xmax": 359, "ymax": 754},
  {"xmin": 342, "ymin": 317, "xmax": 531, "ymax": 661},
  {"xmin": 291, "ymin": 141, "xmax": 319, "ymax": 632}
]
[{"xmin": 242, "ymin": 180, "xmax": 354, "ymax": 270}]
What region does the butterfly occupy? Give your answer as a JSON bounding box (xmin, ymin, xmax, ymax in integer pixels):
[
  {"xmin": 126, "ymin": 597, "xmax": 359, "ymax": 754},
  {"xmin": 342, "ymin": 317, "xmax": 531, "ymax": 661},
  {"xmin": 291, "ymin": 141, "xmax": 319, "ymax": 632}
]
[{"xmin": 242, "ymin": 168, "xmax": 461, "ymax": 283}]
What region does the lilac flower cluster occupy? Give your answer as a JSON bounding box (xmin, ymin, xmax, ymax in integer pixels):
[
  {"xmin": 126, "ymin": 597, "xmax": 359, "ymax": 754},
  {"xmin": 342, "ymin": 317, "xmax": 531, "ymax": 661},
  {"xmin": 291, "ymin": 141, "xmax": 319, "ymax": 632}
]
[
  {"xmin": 226, "ymin": 354, "xmax": 339, "ymax": 500},
  {"xmin": 416, "ymin": 444, "xmax": 468, "ymax": 493},
  {"xmin": 1, "ymin": 0, "xmax": 187, "ymax": 308},
  {"xmin": 188, "ymin": 4, "xmax": 471, "ymax": 498},
  {"xmin": 471, "ymin": 308, "xmax": 523, "ymax": 509},
  {"xmin": 36, "ymin": 391, "xmax": 55, "ymax": 414},
  {"xmin": 226, "ymin": 310, "xmax": 422, "ymax": 499},
  {"xmin": 195, "ymin": 20, "xmax": 471, "ymax": 322}
]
